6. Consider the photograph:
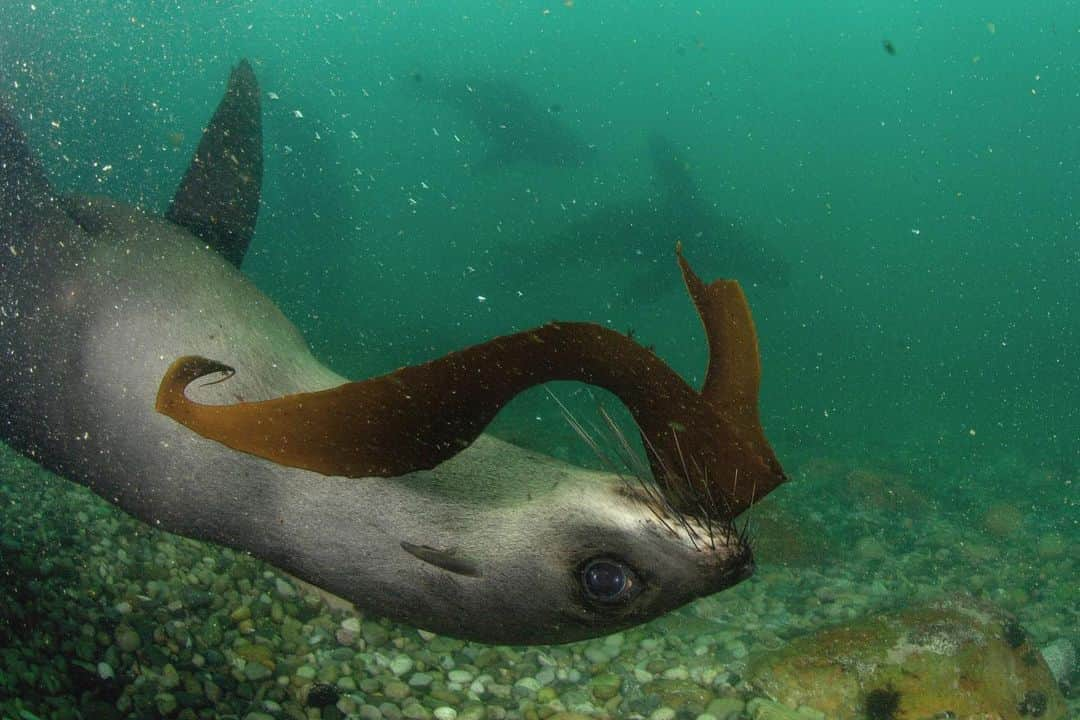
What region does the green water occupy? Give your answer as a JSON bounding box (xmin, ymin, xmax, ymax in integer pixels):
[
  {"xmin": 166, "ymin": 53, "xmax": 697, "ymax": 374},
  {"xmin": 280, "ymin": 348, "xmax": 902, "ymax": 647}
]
[
  {"xmin": 4, "ymin": 1, "xmax": 1076, "ymax": 460},
  {"xmin": 1, "ymin": 1, "xmax": 1077, "ymax": 717}
]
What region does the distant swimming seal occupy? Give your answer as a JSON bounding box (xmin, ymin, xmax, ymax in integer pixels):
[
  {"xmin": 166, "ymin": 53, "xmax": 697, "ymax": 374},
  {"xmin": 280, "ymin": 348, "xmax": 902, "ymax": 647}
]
[{"xmin": 0, "ymin": 61, "xmax": 786, "ymax": 644}]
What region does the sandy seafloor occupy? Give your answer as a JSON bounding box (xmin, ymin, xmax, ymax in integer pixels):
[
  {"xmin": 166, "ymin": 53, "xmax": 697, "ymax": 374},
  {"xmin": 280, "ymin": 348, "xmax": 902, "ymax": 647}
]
[{"xmin": 0, "ymin": 431, "xmax": 1075, "ymax": 720}]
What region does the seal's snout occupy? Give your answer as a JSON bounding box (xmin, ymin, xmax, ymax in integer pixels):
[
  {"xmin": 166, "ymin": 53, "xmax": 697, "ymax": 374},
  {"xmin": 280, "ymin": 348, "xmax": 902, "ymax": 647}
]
[
  {"xmin": 712, "ymin": 547, "xmax": 754, "ymax": 592},
  {"xmin": 734, "ymin": 557, "xmax": 755, "ymax": 582}
]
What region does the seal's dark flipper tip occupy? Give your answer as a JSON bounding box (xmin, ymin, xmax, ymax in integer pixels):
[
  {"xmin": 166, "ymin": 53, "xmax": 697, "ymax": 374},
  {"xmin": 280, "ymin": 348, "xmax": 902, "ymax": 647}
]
[{"xmin": 166, "ymin": 59, "xmax": 263, "ymax": 268}]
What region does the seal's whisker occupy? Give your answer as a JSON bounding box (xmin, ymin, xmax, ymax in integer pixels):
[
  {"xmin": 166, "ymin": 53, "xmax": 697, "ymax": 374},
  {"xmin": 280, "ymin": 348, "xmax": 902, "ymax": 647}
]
[
  {"xmin": 740, "ymin": 512, "xmax": 755, "ymax": 553},
  {"xmin": 734, "ymin": 485, "xmax": 756, "ymax": 551},
  {"xmin": 709, "ymin": 467, "xmax": 737, "ymax": 522},
  {"xmin": 594, "ymin": 403, "xmax": 678, "ymax": 520},
  {"xmin": 740, "ymin": 478, "xmax": 759, "ymax": 552},
  {"xmin": 671, "ymin": 428, "xmax": 693, "ymax": 500},
  {"xmin": 548, "ymin": 391, "xmax": 623, "ymax": 479},
  {"xmin": 687, "ymin": 455, "xmax": 713, "ymax": 518},
  {"xmin": 637, "ymin": 424, "xmax": 675, "ymax": 490},
  {"xmin": 551, "ymin": 391, "xmax": 753, "ymax": 556},
  {"xmin": 547, "ymin": 390, "xmax": 621, "ymax": 474},
  {"xmin": 546, "ymin": 389, "xmax": 595, "ymax": 445},
  {"xmin": 698, "ymin": 462, "xmax": 716, "ymax": 551},
  {"xmin": 631, "ymin": 423, "xmax": 705, "ymax": 551},
  {"xmin": 595, "ymin": 404, "xmax": 650, "ymax": 477},
  {"xmin": 637, "ymin": 426, "xmax": 695, "ymax": 517},
  {"xmin": 670, "ymin": 430, "xmax": 715, "ymax": 547},
  {"xmin": 677, "ymin": 447, "xmax": 713, "ymax": 546},
  {"xmin": 549, "ymin": 390, "xmax": 683, "ymax": 539}
]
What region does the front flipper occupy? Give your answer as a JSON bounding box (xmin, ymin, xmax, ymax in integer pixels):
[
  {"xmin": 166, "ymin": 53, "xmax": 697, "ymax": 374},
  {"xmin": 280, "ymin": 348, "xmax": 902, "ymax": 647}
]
[
  {"xmin": 156, "ymin": 250, "xmax": 786, "ymax": 518},
  {"xmin": 400, "ymin": 542, "xmax": 482, "ymax": 578}
]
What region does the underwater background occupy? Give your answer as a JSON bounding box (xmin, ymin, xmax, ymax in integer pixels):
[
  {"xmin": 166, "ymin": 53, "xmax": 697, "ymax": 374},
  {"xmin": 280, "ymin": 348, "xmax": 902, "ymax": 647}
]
[{"xmin": 0, "ymin": 1, "xmax": 1076, "ymax": 719}]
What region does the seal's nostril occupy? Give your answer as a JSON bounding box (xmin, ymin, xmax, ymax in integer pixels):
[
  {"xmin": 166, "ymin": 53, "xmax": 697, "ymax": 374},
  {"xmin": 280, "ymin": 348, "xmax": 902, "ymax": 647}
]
[
  {"xmin": 720, "ymin": 556, "xmax": 754, "ymax": 587},
  {"xmin": 711, "ymin": 557, "xmax": 754, "ymax": 593}
]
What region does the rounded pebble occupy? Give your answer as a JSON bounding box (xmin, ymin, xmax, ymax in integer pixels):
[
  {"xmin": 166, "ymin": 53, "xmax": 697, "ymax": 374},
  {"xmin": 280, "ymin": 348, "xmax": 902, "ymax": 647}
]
[
  {"xmin": 447, "ymin": 669, "xmax": 473, "ymax": 684},
  {"xmin": 390, "ymin": 655, "xmax": 415, "ymax": 676}
]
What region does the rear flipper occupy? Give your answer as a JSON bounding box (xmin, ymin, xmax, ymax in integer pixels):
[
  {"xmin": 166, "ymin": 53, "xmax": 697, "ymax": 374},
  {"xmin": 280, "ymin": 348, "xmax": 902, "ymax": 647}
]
[
  {"xmin": 165, "ymin": 59, "xmax": 262, "ymax": 269},
  {"xmin": 0, "ymin": 106, "xmax": 87, "ymax": 272}
]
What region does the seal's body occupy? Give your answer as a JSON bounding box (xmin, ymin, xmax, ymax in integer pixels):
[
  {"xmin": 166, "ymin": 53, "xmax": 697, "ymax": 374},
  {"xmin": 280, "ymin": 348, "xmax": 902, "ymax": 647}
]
[{"xmin": 0, "ymin": 62, "xmax": 768, "ymax": 644}]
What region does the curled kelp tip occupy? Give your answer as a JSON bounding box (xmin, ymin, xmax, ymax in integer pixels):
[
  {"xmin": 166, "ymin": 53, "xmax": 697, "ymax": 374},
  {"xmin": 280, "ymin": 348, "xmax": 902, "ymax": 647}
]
[
  {"xmin": 156, "ymin": 356, "xmax": 236, "ymax": 413},
  {"xmin": 672, "ymin": 241, "xmax": 787, "ymax": 502},
  {"xmin": 155, "ymin": 249, "xmax": 786, "ymax": 517}
]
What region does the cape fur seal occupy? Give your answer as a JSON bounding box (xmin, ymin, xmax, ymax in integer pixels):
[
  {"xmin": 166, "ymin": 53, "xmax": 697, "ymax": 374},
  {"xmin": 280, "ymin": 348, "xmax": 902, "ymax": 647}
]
[{"xmin": 0, "ymin": 61, "xmax": 785, "ymax": 644}]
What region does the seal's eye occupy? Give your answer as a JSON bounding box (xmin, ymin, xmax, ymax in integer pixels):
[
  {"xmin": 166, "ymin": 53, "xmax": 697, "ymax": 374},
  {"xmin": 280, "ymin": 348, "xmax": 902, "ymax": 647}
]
[{"xmin": 581, "ymin": 558, "xmax": 636, "ymax": 603}]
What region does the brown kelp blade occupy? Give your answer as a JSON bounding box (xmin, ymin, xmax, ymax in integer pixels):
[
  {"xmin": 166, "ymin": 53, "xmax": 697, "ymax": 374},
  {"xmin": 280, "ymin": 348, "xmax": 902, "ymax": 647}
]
[
  {"xmin": 156, "ymin": 250, "xmax": 785, "ymax": 518},
  {"xmin": 675, "ymin": 243, "xmax": 786, "ymax": 499}
]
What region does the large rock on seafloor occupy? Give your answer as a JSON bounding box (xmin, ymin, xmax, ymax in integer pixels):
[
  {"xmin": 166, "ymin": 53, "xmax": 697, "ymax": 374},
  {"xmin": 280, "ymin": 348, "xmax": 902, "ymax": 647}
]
[{"xmin": 746, "ymin": 595, "xmax": 1066, "ymax": 719}]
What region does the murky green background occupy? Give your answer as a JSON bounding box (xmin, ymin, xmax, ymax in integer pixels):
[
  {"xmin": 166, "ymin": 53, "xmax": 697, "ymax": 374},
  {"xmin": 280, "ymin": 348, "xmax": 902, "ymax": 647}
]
[
  {"xmin": 2, "ymin": 0, "xmax": 1080, "ymax": 712},
  {"xmin": 2, "ymin": 1, "xmax": 1078, "ymax": 717},
  {"xmin": 4, "ymin": 1, "xmax": 1076, "ymax": 466}
]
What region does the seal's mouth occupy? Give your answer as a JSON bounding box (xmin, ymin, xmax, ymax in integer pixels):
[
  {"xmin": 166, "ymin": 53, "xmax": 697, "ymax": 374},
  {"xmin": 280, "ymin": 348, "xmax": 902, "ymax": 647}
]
[
  {"xmin": 698, "ymin": 533, "xmax": 755, "ymax": 596},
  {"xmin": 723, "ymin": 545, "xmax": 756, "ymax": 585},
  {"xmin": 711, "ymin": 557, "xmax": 755, "ymax": 596}
]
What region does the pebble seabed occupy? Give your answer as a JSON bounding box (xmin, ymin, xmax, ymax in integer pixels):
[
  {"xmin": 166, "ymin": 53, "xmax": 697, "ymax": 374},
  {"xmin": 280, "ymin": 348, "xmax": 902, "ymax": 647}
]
[{"xmin": 0, "ymin": 438, "xmax": 1075, "ymax": 720}]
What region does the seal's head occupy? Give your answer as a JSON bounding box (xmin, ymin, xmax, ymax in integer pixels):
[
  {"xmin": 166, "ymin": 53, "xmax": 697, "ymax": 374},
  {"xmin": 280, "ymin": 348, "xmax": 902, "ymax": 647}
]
[
  {"xmin": 386, "ymin": 437, "xmax": 754, "ymax": 644},
  {"xmin": 530, "ymin": 477, "xmax": 752, "ymax": 644}
]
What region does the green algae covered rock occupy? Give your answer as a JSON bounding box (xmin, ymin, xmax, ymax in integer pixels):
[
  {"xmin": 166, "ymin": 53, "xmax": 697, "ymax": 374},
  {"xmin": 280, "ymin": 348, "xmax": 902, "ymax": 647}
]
[
  {"xmin": 642, "ymin": 677, "xmax": 714, "ymax": 713},
  {"xmin": 747, "ymin": 595, "xmax": 1066, "ymax": 719}
]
